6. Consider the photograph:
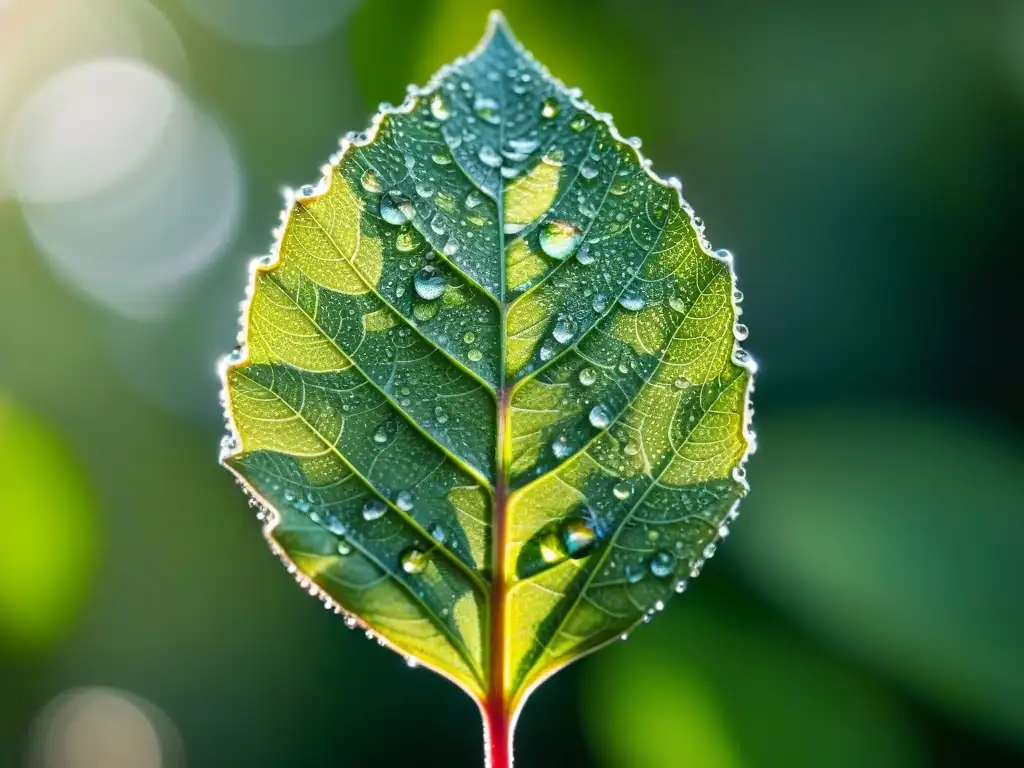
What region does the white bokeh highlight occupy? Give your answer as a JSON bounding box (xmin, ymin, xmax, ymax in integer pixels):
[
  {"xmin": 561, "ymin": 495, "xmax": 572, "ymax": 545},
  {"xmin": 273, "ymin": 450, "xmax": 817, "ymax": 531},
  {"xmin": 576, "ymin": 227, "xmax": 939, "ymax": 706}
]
[
  {"xmin": 8, "ymin": 59, "xmax": 244, "ymax": 319},
  {"xmin": 182, "ymin": 0, "xmax": 357, "ymax": 48}
]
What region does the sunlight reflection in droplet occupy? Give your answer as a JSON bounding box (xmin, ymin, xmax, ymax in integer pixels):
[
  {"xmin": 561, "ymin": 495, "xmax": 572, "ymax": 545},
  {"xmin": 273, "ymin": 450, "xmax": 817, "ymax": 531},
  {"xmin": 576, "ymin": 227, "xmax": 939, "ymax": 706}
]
[
  {"xmin": 182, "ymin": 0, "xmax": 356, "ymax": 48},
  {"xmin": 9, "ymin": 59, "xmax": 243, "ymax": 319},
  {"xmin": 27, "ymin": 688, "xmax": 183, "ymax": 768}
]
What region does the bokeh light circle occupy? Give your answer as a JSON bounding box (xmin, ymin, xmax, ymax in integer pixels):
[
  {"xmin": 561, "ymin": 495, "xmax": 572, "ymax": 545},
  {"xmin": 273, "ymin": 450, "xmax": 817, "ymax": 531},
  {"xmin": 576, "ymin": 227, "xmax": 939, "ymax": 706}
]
[{"xmin": 181, "ymin": 0, "xmax": 356, "ymax": 48}]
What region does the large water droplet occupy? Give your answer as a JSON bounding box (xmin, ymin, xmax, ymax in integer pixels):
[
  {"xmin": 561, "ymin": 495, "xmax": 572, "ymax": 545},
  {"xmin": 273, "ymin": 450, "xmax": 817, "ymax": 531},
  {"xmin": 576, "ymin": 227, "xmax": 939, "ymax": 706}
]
[
  {"xmin": 430, "ymin": 93, "xmax": 450, "ymax": 121},
  {"xmin": 400, "ymin": 548, "xmax": 427, "ymax": 574},
  {"xmin": 429, "ymin": 523, "xmax": 447, "ymax": 544},
  {"xmin": 578, "ymin": 367, "xmax": 597, "ymax": 387},
  {"xmin": 415, "ymin": 181, "xmax": 436, "ymax": 198},
  {"xmin": 589, "ymin": 404, "xmax": 611, "ymax": 429},
  {"xmin": 552, "ymin": 437, "xmax": 572, "ymax": 459},
  {"xmin": 575, "ymin": 245, "xmax": 595, "ymax": 265},
  {"xmin": 612, "ymin": 481, "xmax": 632, "ymax": 500},
  {"xmin": 668, "ymin": 295, "xmax": 686, "ymax": 313},
  {"xmin": 618, "ymin": 293, "xmax": 646, "ymax": 311},
  {"xmin": 539, "ymin": 220, "xmax": 583, "ymax": 260},
  {"xmin": 473, "ymin": 96, "xmax": 500, "ymax": 124},
  {"xmin": 649, "ymin": 549, "xmax": 676, "ymax": 578},
  {"xmin": 380, "ymin": 193, "xmax": 414, "ymax": 225},
  {"xmin": 413, "ymin": 265, "xmax": 444, "ymax": 300},
  {"xmin": 396, "ymin": 491, "xmax": 414, "ymax": 511},
  {"xmin": 373, "ymin": 425, "xmax": 389, "ymax": 444},
  {"xmin": 552, "ymin": 314, "xmax": 577, "ymax": 344},
  {"xmin": 508, "ymin": 137, "xmax": 539, "ymax": 154},
  {"xmin": 361, "ymin": 169, "xmax": 383, "ymax": 194},
  {"xmin": 541, "ymin": 97, "xmax": 559, "ymax": 119},
  {"xmin": 592, "ymin": 293, "xmax": 608, "ymax": 313},
  {"xmin": 478, "ymin": 145, "xmax": 502, "ymax": 168},
  {"xmin": 562, "ymin": 517, "xmax": 598, "ymax": 558},
  {"xmin": 538, "ymin": 530, "xmax": 566, "ymax": 564},
  {"xmin": 625, "ymin": 562, "xmax": 646, "ymax": 584},
  {"xmin": 467, "ymin": 348, "xmax": 483, "ymax": 362},
  {"xmin": 362, "ymin": 499, "xmax": 387, "ymax": 521},
  {"xmin": 465, "ymin": 191, "xmax": 482, "ymax": 209}
]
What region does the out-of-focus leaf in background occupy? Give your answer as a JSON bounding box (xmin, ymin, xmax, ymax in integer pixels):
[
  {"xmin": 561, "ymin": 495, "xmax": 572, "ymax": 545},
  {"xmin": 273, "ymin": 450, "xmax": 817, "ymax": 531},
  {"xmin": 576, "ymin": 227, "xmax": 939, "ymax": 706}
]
[
  {"xmin": 0, "ymin": 395, "xmax": 97, "ymax": 650},
  {"xmin": 584, "ymin": 586, "xmax": 927, "ymax": 768},
  {"xmin": 732, "ymin": 411, "xmax": 1024, "ymax": 744}
]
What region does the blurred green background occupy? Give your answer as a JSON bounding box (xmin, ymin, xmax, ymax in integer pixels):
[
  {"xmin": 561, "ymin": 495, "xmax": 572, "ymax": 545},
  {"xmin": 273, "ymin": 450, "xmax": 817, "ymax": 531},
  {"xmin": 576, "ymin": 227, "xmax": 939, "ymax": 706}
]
[{"xmin": 1, "ymin": 0, "xmax": 1022, "ymax": 765}]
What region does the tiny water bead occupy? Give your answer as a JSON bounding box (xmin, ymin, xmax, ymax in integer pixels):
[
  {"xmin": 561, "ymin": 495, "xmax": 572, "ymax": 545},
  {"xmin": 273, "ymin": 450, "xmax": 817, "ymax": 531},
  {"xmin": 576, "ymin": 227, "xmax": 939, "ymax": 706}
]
[
  {"xmin": 541, "ymin": 97, "xmax": 559, "ymax": 118},
  {"xmin": 428, "ymin": 523, "xmax": 447, "ymax": 544},
  {"xmin": 463, "ymin": 331, "xmax": 476, "ymax": 344},
  {"xmin": 649, "ymin": 549, "xmax": 676, "ymax": 578},
  {"xmin": 400, "ymin": 548, "xmax": 427, "ymax": 574},
  {"xmin": 413, "ymin": 265, "xmax": 444, "ymax": 300},
  {"xmin": 396, "ymin": 490, "xmax": 414, "ymax": 511},
  {"xmin": 467, "ymin": 348, "xmax": 483, "ymax": 362},
  {"xmin": 578, "ymin": 367, "xmax": 597, "ymax": 386},
  {"xmin": 380, "ymin": 193, "xmax": 414, "ymax": 225},
  {"xmin": 362, "ymin": 499, "xmax": 387, "ymax": 521},
  {"xmin": 430, "ymin": 93, "xmax": 450, "ymax": 121},
  {"xmin": 539, "ymin": 220, "xmax": 583, "ymax": 260},
  {"xmin": 361, "ymin": 168, "xmax": 383, "ymax": 194},
  {"xmin": 589, "ymin": 404, "xmax": 611, "ymax": 429}
]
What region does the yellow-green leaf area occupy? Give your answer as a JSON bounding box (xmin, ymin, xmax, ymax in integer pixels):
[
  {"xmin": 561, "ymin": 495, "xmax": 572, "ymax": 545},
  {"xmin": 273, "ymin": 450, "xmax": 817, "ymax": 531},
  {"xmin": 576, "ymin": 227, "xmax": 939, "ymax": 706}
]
[{"xmin": 220, "ymin": 13, "xmax": 754, "ymax": 717}]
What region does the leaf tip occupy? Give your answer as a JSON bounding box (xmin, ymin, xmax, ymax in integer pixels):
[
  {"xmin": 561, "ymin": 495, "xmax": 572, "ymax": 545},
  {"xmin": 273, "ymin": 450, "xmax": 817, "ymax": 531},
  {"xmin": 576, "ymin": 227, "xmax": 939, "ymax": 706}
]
[{"xmin": 483, "ymin": 9, "xmax": 517, "ymax": 48}]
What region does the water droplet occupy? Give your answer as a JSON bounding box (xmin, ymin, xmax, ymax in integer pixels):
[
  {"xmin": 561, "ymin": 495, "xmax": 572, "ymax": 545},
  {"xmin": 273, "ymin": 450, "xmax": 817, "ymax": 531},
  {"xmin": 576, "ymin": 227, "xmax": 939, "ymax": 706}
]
[
  {"xmin": 552, "ymin": 314, "xmax": 576, "ymax": 344},
  {"xmin": 668, "ymin": 296, "xmax": 686, "ymax": 313},
  {"xmin": 431, "ymin": 152, "xmax": 452, "ymax": 166},
  {"xmin": 570, "ymin": 115, "xmax": 589, "ymax": 132},
  {"xmin": 610, "ymin": 177, "xmax": 631, "ymax": 196},
  {"xmin": 478, "ymin": 145, "xmax": 502, "ymax": 168},
  {"xmin": 337, "ymin": 540, "xmax": 353, "ymax": 556},
  {"xmin": 361, "ymin": 169, "xmax": 383, "ymax": 194},
  {"xmin": 649, "ymin": 549, "xmax": 676, "ymax": 578},
  {"xmin": 592, "ymin": 293, "xmax": 608, "ymax": 313},
  {"xmin": 473, "ymin": 96, "xmax": 500, "ymax": 124},
  {"xmin": 623, "ymin": 442, "xmax": 639, "ymax": 457},
  {"xmin": 674, "ymin": 378, "xmax": 689, "ymax": 390},
  {"xmin": 396, "ymin": 229, "xmax": 417, "ymax": 252},
  {"xmin": 562, "ymin": 518, "xmax": 598, "ymax": 558},
  {"xmin": 430, "ymin": 213, "xmax": 447, "ymax": 235},
  {"xmin": 429, "ymin": 524, "xmax": 447, "ymax": 544},
  {"xmin": 575, "ymin": 245, "xmax": 594, "ymax": 265},
  {"xmin": 373, "ymin": 425, "xmax": 389, "ymax": 444},
  {"xmin": 463, "ymin": 331, "xmax": 476, "ymax": 344},
  {"xmin": 430, "ymin": 93, "xmax": 450, "ymax": 121},
  {"xmin": 578, "ymin": 367, "xmax": 597, "ymax": 387},
  {"xmin": 734, "ymin": 323, "xmax": 749, "ymax": 340},
  {"xmin": 413, "ymin": 265, "xmax": 444, "ymax": 300},
  {"xmin": 400, "ymin": 548, "xmax": 427, "ymax": 574},
  {"xmin": 541, "ymin": 98, "xmax": 559, "ymax": 119},
  {"xmin": 467, "ymin": 348, "xmax": 483, "ymax": 362},
  {"xmin": 542, "ymin": 148, "xmax": 565, "ymax": 166},
  {"xmin": 443, "ymin": 237, "xmax": 459, "ymax": 256},
  {"xmin": 552, "ymin": 437, "xmax": 572, "ymax": 459},
  {"xmin": 589, "ymin": 404, "xmax": 611, "ymax": 429},
  {"xmin": 612, "ymin": 481, "xmax": 632, "ymax": 500},
  {"xmin": 362, "ymin": 499, "xmax": 387, "ymax": 521},
  {"xmin": 465, "ymin": 191, "xmax": 482, "ymax": 209},
  {"xmin": 508, "ymin": 137, "xmax": 539, "ymax": 154},
  {"xmin": 625, "ymin": 562, "xmax": 646, "ymax": 584},
  {"xmin": 539, "ymin": 530, "xmax": 566, "ymax": 563},
  {"xmin": 380, "ymin": 193, "xmax": 414, "ymax": 225},
  {"xmin": 618, "ymin": 293, "xmax": 646, "ymax": 311},
  {"xmin": 539, "ymin": 220, "xmax": 583, "ymax": 260},
  {"xmin": 396, "ymin": 491, "xmax": 414, "ymax": 511},
  {"xmin": 415, "ymin": 181, "xmax": 435, "ymax": 198},
  {"xmin": 580, "ymin": 165, "xmax": 598, "ymax": 181}
]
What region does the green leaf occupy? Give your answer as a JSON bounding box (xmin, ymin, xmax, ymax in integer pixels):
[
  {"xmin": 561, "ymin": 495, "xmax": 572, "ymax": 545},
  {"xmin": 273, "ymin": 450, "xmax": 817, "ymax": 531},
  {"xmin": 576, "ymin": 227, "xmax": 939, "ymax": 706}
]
[{"xmin": 220, "ymin": 12, "xmax": 754, "ymax": 758}]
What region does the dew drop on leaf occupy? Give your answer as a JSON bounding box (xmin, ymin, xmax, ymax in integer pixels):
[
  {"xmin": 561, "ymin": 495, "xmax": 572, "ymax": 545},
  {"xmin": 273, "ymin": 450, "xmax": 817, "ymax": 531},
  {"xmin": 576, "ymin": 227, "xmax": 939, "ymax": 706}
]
[
  {"xmin": 575, "ymin": 245, "xmax": 595, "ymax": 265},
  {"xmin": 361, "ymin": 168, "xmax": 383, "ymax": 194},
  {"xmin": 541, "ymin": 97, "xmax": 559, "ymax": 118},
  {"xmin": 552, "ymin": 436, "xmax": 572, "ymax": 459},
  {"xmin": 429, "ymin": 93, "xmax": 450, "ymax": 121},
  {"xmin": 625, "ymin": 562, "xmax": 646, "ymax": 584},
  {"xmin": 396, "ymin": 491, "xmax": 415, "ymax": 511},
  {"xmin": 473, "ymin": 96, "xmax": 500, "ymax": 124},
  {"xmin": 468, "ymin": 348, "xmax": 483, "ymax": 362},
  {"xmin": 649, "ymin": 549, "xmax": 677, "ymax": 578},
  {"xmin": 413, "ymin": 265, "xmax": 444, "ymax": 300},
  {"xmin": 578, "ymin": 367, "xmax": 597, "ymax": 387},
  {"xmin": 380, "ymin": 193, "xmax": 414, "ymax": 225},
  {"xmin": 618, "ymin": 293, "xmax": 646, "ymax": 311},
  {"xmin": 478, "ymin": 145, "xmax": 502, "ymax": 168},
  {"xmin": 589, "ymin": 404, "xmax": 611, "ymax": 429},
  {"xmin": 561, "ymin": 517, "xmax": 598, "ymax": 558},
  {"xmin": 612, "ymin": 481, "xmax": 632, "ymax": 500},
  {"xmin": 539, "ymin": 220, "xmax": 583, "ymax": 260},
  {"xmin": 552, "ymin": 314, "xmax": 576, "ymax": 344},
  {"xmin": 400, "ymin": 548, "xmax": 427, "ymax": 574},
  {"xmin": 362, "ymin": 499, "xmax": 387, "ymax": 521}
]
